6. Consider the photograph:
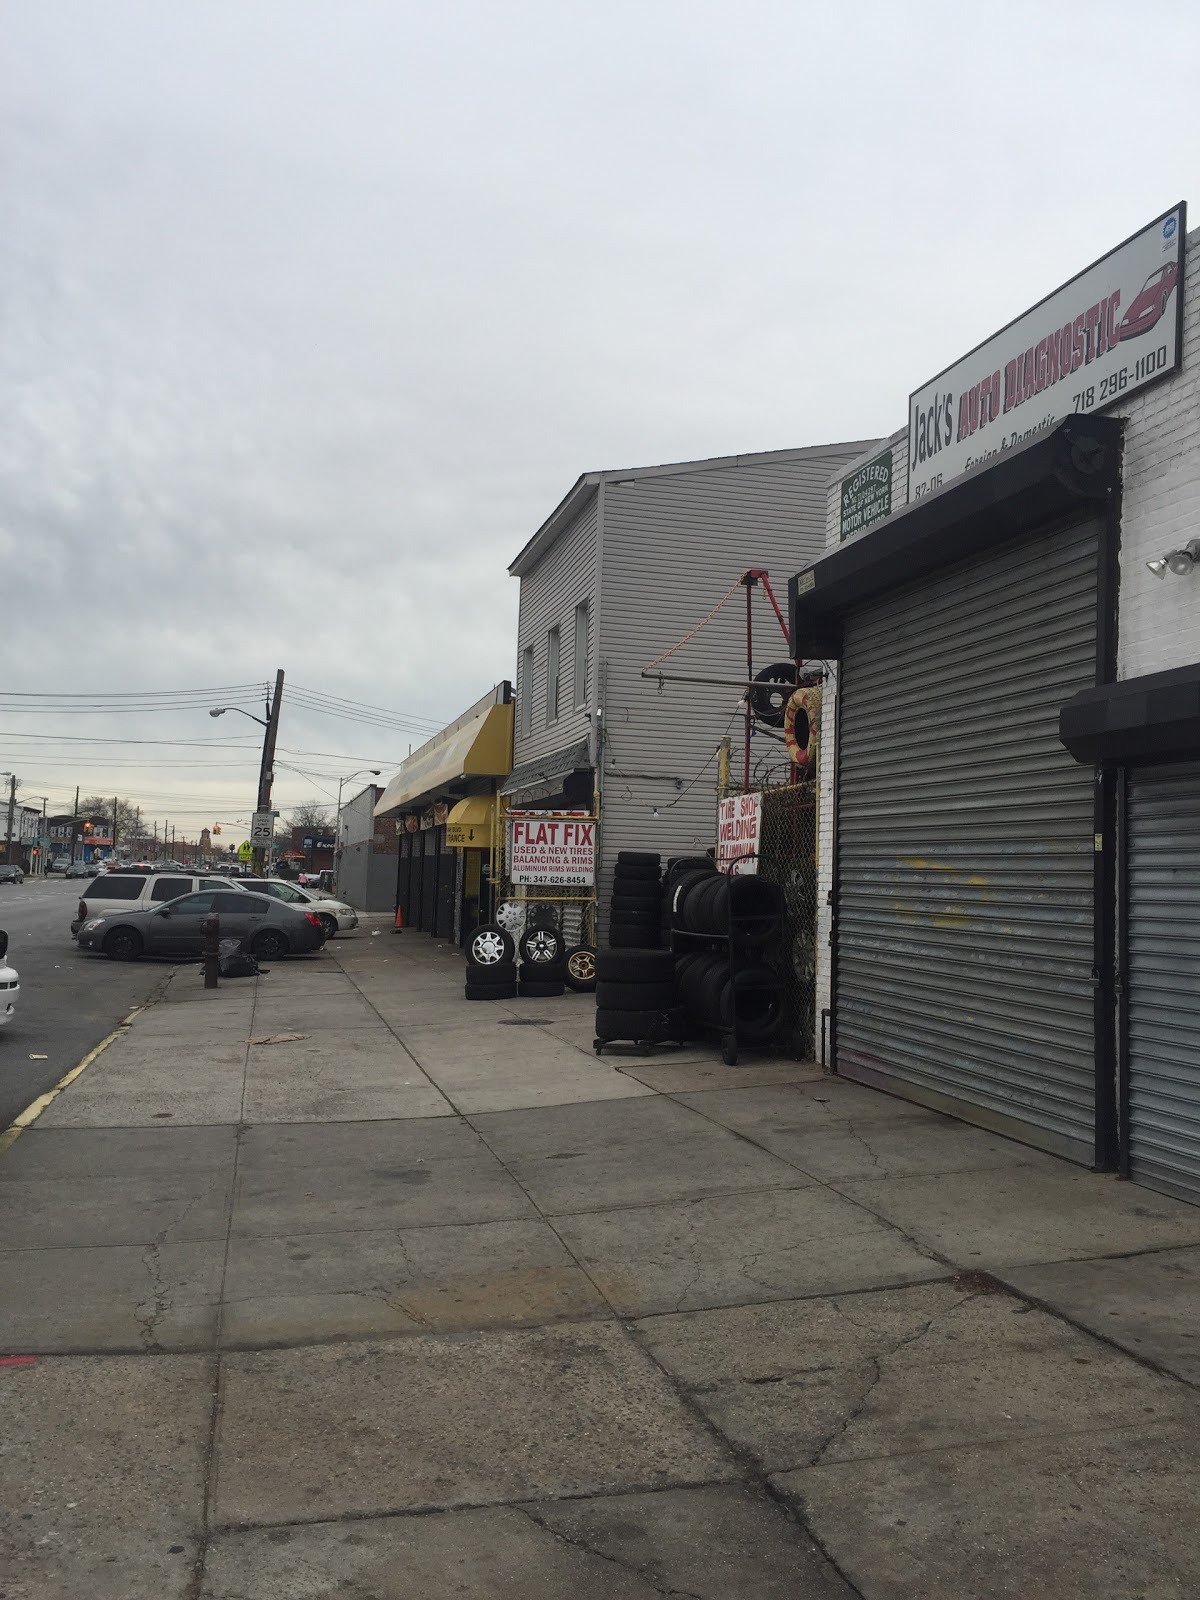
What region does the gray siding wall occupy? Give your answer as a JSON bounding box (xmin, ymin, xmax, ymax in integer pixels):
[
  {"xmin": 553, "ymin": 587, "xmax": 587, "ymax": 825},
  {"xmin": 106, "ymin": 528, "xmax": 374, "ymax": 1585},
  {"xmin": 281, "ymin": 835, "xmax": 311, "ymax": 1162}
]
[
  {"xmin": 512, "ymin": 494, "xmax": 598, "ymax": 768},
  {"xmin": 596, "ymin": 445, "xmax": 868, "ymax": 924},
  {"xmin": 337, "ymin": 786, "xmax": 396, "ymax": 912}
]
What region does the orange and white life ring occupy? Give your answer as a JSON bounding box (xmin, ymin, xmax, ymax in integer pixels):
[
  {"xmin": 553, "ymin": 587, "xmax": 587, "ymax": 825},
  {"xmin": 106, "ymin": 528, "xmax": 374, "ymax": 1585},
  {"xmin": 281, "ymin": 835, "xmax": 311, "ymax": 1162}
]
[{"xmin": 784, "ymin": 684, "xmax": 822, "ymax": 773}]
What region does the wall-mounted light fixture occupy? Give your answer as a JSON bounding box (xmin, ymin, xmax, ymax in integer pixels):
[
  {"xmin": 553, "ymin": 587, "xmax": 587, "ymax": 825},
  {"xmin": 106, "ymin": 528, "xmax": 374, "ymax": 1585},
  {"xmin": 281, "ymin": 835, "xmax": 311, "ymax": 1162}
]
[{"xmin": 1147, "ymin": 539, "xmax": 1200, "ymax": 579}]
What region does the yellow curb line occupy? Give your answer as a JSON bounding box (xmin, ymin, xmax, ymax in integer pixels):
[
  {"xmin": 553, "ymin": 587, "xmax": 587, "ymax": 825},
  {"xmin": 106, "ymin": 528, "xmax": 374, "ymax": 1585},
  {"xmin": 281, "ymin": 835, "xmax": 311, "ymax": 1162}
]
[{"xmin": 0, "ymin": 1005, "xmax": 147, "ymax": 1158}]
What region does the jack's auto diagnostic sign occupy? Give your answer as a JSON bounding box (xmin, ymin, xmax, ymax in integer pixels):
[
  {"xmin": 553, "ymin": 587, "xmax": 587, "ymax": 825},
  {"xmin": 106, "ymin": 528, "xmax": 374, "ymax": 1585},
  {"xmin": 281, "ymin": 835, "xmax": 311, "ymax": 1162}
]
[{"xmin": 508, "ymin": 811, "xmax": 595, "ymax": 886}]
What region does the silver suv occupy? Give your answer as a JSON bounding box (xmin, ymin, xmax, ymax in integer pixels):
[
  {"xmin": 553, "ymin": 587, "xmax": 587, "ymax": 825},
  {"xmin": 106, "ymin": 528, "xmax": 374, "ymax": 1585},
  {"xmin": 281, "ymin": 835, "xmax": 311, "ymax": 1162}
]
[{"xmin": 71, "ymin": 871, "xmax": 240, "ymax": 937}]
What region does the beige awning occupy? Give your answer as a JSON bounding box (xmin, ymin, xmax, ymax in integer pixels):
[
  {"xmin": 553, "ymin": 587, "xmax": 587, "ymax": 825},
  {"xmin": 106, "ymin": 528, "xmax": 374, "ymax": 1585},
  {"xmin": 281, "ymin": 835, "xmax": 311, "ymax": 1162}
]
[
  {"xmin": 445, "ymin": 794, "xmax": 496, "ymax": 848},
  {"xmin": 374, "ymin": 702, "xmax": 513, "ymax": 818}
]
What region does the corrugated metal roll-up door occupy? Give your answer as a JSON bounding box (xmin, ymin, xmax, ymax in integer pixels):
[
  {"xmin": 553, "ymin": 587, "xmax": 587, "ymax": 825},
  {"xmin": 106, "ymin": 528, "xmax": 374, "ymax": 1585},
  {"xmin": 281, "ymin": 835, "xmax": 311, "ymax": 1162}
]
[
  {"xmin": 835, "ymin": 519, "xmax": 1100, "ymax": 1161},
  {"xmin": 1126, "ymin": 762, "xmax": 1200, "ymax": 1203}
]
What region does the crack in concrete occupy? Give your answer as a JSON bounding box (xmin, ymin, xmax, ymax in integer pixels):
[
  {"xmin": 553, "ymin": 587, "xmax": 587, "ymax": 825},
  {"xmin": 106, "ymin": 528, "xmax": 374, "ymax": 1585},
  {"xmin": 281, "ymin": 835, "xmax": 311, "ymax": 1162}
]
[
  {"xmin": 514, "ymin": 1503, "xmax": 703, "ymax": 1599},
  {"xmin": 841, "ymin": 1120, "xmax": 883, "ymax": 1171},
  {"xmin": 134, "ymin": 1239, "xmax": 170, "ymax": 1351}
]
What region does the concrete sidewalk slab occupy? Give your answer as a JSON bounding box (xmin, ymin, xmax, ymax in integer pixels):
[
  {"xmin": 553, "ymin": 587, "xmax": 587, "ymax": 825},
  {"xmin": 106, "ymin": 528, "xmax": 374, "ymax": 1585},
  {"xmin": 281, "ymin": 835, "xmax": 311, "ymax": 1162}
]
[
  {"xmin": 1002, "ymin": 1244, "xmax": 1200, "ymax": 1385},
  {"xmin": 779, "ymin": 1426, "xmax": 1200, "ymax": 1600},
  {"xmin": 400, "ymin": 1024, "xmax": 659, "ymax": 1113},
  {"xmin": 0, "ymin": 1352, "xmax": 213, "ymax": 1600},
  {"xmin": 673, "ymin": 1079, "xmax": 932, "ymax": 1138},
  {"xmin": 555, "ymin": 1185, "xmax": 941, "ymax": 1316},
  {"xmin": 213, "ymin": 1322, "xmax": 736, "ymax": 1525},
  {"xmin": 506, "ymin": 1126, "xmax": 811, "ymax": 1215},
  {"xmin": 222, "ymin": 1217, "xmax": 606, "ymax": 1344},
  {"xmin": 468, "ymin": 1093, "xmax": 720, "ymax": 1159},
  {"xmin": 246, "ymin": 995, "xmax": 384, "ymax": 1032},
  {"xmin": 0, "ymin": 1124, "xmax": 237, "ymax": 1178},
  {"xmin": 36, "ymin": 1039, "xmax": 246, "ymax": 1127},
  {"xmin": 637, "ymin": 1279, "xmax": 1197, "ymax": 1475},
  {"xmin": 4, "ymin": 1166, "xmax": 235, "ymax": 1249},
  {"xmin": 202, "ymin": 1484, "xmax": 855, "ymax": 1599},
  {"xmin": 242, "ymin": 1033, "xmax": 452, "ymax": 1123},
  {"xmin": 834, "ymin": 1165, "xmax": 1200, "ymax": 1268},
  {"xmin": 618, "ymin": 1058, "xmax": 824, "ymax": 1092},
  {"xmin": 0, "ymin": 1239, "xmax": 223, "ymax": 1352}
]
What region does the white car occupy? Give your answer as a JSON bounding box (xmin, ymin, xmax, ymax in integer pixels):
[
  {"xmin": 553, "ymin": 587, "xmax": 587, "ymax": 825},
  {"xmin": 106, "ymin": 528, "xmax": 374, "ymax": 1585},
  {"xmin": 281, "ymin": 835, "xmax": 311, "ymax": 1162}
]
[
  {"xmin": 0, "ymin": 930, "xmax": 18, "ymax": 1028},
  {"xmin": 239, "ymin": 878, "xmax": 358, "ymax": 939}
]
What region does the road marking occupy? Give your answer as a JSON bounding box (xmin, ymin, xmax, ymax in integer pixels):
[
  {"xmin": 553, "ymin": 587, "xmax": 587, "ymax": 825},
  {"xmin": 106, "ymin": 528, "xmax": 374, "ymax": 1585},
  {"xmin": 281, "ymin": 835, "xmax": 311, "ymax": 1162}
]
[{"xmin": 0, "ymin": 1004, "xmax": 147, "ymax": 1157}]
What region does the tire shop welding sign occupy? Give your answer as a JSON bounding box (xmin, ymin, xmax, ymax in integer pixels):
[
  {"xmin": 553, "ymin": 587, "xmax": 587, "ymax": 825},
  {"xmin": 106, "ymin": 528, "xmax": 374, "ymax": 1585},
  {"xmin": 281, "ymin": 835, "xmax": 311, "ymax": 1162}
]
[
  {"xmin": 908, "ymin": 203, "xmax": 1185, "ymax": 503},
  {"xmin": 717, "ymin": 792, "xmax": 762, "ymax": 875},
  {"xmin": 508, "ymin": 811, "xmax": 595, "ymax": 886}
]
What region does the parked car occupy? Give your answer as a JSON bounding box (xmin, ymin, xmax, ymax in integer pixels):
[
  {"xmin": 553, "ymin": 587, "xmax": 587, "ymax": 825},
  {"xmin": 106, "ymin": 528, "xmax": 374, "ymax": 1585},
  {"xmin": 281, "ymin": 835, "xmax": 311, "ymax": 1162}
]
[
  {"xmin": 76, "ymin": 889, "xmax": 325, "ymax": 961},
  {"xmin": 45, "ymin": 857, "xmax": 68, "ymax": 875},
  {"xmin": 1119, "ymin": 262, "xmax": 1180, "ymax": 341},
  {"xmin": 0, "ymin": 865, "xmax": 24, "ymax": 886},
  {"xmin": 0, "ymin": 929, "xmax": 17, "ymax": 1027},
  {"xmin": 64, "ymin": 860, "xmax": 97, "ymax": 879},
  {"xmin": 70, "ymin": 870, "xmax": 243, "ymax": 938},
  {"xmin": 239, "ymin": 877, "xmax": 358, "ymax": 939}
]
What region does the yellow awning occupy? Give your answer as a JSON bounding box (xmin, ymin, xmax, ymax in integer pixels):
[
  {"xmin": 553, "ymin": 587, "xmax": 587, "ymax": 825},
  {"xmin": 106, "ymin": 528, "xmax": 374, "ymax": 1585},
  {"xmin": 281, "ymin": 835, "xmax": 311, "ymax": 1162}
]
[
  {"xmin": 374, "ymin": 702, "xmax": 513, "ymax": 818},
  {"xmin": 445, "ymin": 794, "xmax": 496, "ymax": 848}
]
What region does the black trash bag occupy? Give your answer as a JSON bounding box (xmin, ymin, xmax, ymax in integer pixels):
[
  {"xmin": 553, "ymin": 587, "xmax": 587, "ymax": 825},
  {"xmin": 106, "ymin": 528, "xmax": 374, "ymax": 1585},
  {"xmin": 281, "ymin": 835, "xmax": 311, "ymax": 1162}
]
[{"xmin": 218, "ymin": 936, "xmax": 263, "ymax": 979}]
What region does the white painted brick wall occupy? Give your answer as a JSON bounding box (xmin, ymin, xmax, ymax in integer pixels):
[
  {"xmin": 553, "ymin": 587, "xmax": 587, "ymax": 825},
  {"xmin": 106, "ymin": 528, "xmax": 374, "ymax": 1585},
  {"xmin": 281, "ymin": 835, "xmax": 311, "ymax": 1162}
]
[
  {"xmin": 813, "ymin": 434, "xmax": 907, "ymax": 1043},
  {"xmin": 810, "ymin": 225, "xmax": 1200, "ymax": 1043}
]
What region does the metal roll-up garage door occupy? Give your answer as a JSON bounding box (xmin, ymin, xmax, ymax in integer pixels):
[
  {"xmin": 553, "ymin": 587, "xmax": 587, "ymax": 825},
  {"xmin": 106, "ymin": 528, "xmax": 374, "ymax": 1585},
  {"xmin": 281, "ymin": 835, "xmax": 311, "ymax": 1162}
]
[
  {"xmin": 835, "ymin": 518, "xmax": 1100, "ymax": 1161},
  {"xmin": 1126, "ymin": 761, "xmax": 1200, "ymax": 1202}
]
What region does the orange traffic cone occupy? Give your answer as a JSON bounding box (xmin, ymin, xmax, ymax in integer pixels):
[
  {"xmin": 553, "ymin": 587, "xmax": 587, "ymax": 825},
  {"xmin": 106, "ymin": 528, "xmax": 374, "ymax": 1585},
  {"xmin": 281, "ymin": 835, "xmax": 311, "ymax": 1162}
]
[{"xmin": 393, "ymin": 903, "xmax": 404, "ymax": 931}]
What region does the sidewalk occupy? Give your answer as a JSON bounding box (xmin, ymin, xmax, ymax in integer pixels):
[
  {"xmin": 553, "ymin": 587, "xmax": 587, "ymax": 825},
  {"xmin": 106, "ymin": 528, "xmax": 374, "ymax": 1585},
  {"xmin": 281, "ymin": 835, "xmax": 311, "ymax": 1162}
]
[{"xmin": 4, "ymin": 922, "xmax": 1200, "ymax": 1597}]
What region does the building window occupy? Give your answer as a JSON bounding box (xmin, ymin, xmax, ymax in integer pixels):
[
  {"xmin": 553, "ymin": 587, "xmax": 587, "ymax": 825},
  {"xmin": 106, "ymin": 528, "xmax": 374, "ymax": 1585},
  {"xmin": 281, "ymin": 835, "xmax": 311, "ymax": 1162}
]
[
  {"xmin": 519, "ymin": 646, "xmax": 534, "ymax": 738},
  {"xmin": 573, "ymin": 600, "xmax": 589, "ymax": 711},
  {"xmin": 546, "ymin": 627, "xmax": 561, "ymax": 724}
]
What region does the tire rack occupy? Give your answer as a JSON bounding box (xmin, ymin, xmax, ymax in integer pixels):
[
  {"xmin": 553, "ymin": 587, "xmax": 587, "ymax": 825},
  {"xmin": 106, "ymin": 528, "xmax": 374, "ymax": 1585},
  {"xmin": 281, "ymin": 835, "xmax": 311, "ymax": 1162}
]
[{"xmin": 669, "ymin": 852, "xmax": 756, "ymax": 1068}]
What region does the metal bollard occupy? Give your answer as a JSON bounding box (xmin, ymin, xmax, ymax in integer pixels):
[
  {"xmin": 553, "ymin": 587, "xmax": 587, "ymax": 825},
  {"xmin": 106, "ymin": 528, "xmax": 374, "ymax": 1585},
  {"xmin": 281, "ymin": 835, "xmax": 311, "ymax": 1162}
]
[{"xmin": 203, "ymin": 912, "xmax": 220, "ymax": 989}]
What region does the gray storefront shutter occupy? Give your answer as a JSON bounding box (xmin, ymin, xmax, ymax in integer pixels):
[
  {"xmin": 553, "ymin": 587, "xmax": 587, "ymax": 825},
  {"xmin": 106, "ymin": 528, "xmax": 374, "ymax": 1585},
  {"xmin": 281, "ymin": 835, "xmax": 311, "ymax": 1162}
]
[
  {"xmin": 1126, "ymin": 761, "xmax": 1200, "ymax": 1202},
  {"xmin": 835, "ymin": 518, "xmax": 1100, "ymax": 1161}
]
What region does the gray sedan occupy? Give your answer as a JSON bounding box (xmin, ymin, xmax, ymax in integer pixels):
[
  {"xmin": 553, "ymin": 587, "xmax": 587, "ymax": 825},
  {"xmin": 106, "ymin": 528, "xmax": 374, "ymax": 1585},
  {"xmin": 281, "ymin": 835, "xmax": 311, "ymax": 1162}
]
[{"xmin": 76, "ymin": 888, "xmax": 326, "ymax": 961}]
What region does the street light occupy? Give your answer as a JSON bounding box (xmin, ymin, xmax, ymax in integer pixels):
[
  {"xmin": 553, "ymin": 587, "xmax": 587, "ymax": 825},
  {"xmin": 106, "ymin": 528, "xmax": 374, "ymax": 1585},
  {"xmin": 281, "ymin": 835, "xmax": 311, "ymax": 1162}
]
[
  {"xmin": 209, "ymin": 673, "xmax": 285, "ymax": 875},
  {"xmin": 334, "ymin": 769, "xmax": 382, "ymax": 892}
]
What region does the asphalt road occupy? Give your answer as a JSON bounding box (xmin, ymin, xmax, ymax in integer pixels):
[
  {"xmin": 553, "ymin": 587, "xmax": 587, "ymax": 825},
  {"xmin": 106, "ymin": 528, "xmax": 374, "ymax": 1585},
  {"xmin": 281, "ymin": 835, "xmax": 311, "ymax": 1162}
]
[{"xmin": 0, "ymin": 878, "xmax": 169, "ymax": 1131}]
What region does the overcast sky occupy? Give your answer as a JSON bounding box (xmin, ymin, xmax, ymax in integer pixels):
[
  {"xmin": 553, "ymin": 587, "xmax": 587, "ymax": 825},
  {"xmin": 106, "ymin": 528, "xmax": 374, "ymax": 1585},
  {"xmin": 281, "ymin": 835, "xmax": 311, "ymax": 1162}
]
[{"xmin": 1, "ymin": 0, "xmax": 1196, "ymax": 838}]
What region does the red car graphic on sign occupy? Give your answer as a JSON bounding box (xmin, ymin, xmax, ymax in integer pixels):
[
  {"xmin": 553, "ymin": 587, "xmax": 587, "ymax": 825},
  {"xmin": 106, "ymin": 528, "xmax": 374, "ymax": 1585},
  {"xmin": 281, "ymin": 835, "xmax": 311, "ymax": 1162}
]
[{"xmin": 1119, "ymin": 263, "xmax": 1179, "ymax": 341}]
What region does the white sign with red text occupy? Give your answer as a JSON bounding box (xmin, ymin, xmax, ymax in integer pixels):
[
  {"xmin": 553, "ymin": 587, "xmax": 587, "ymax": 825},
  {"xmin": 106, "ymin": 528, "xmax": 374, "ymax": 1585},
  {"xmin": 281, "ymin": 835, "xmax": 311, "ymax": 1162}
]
[
  {"xmin": 717, "ymin": 791, "xmax": 761, "ymax": 875},
  {"xmin": 508, "ymin": 810, "xmax": 595, "ymax": 886},
  {"xmin": 908, "ymin": 205, "xmax": 1185, "ymax": 502}
]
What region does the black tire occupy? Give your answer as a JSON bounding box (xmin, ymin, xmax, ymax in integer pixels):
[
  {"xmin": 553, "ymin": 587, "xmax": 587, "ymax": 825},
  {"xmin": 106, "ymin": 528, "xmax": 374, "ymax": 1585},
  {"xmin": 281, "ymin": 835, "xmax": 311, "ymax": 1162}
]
[
  {"xmin": 518, "ymin": 979, "xmax": 565, "ymax": 998},
  {"xmin": 520, "ymin": 961, "xmax": 565, "ymax": 983},
  {"xmin": 670, "ymin": 867, "xmax": 716, "ymax": 926},
  {"xmin": 597, "ymin": 948, "xmax": 675, "ymax": 983},
  {"xmin": 666, "ymin": 855, "xmax": 714, "ymax": 880},
  {"xmin": 563, "ymin": 944, "xmax": 597, "ymax": 992},
  {"xmin": 729, "ymin": 877, "xmax": 785, "ymax": 946},
  {"xmin": 612, "ymin": 861, "xmax": 661, "ymax": 882},
  {"xmin": 750, "ymin": 661, "xmax": 799, "ymax": 727},
  {"xmin": 103, "ymin": 926, "xmax": 143, "ymax": 961},
  {"xmin": 467, "ymin": 960, "xmax": 517, "ymax": 986},
  {"xmin": 609, "ymin": 926, "xmax": 661, "ymax": 949},
  {"xmin": 318, "ymin": 914, "xmax": 338, "ymax": 940},
  {"xmin": 616, "ymin": 850, "xmax": 661, "ymax": 869},
  {"xmin": 467, "ymin": 923, "xmax": 517, "ymax": 969},
  {"xmin": 595, "ymin": 1005, "xmax": 686, "ymax": 1041},
  {"xmin": 595, "ymin": 979, "xmax": 676, "ymax": 1009},
  {"xmin": 611, "ymin": 896, "xmax": 668, "ymax": 921},
  {"xmin": 253, "ymin": 928, "xmax": 290, "ymax": 960},
  {"xmin": 465, "ymin": 981, "xmax": 519, "ymax": 1000},
  {"xmin": 519, "ymin": 925, "xmax": 565, "ymax": 967},
  {"xmin": 614, "ymin": 876, "xmax": 662, "ymax": 902},
  {"xmin": 610, "ymin": 909, "xmax": 660, "ymax": 928}
]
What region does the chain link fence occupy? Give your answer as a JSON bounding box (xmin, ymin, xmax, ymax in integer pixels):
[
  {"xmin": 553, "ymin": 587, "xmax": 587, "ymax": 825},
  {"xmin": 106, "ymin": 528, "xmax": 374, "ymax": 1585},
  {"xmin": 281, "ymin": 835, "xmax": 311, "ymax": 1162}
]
[{"xmin": 721, "ymin": 781, "xmax": 818, "ymax": 1059}]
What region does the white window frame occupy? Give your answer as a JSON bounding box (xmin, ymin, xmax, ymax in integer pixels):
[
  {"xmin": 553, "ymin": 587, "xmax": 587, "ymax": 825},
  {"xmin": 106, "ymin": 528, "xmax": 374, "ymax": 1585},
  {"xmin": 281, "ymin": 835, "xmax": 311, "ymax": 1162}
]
[
  {"xmin": 546, "ymin": 626, "xmax": 561, "ymax": 725},
  {"xmin": 519, "ymin": 646, "xmax": 534, "ymax": 738},
  {"xmin": 573, "ymin": 600, "xmax": 589, "ymax": 712}
]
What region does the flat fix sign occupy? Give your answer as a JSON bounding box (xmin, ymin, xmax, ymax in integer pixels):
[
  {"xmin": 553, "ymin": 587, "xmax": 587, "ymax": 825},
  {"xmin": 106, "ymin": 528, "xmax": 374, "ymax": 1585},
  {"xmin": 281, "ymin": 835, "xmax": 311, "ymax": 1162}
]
[
  {"xmin": 908, "ymin": 204, "xmax": 1185, "ymax": 502},
  {"xmin": 508, "ymin": 811, "xmax": 595, "ymax": 886}
]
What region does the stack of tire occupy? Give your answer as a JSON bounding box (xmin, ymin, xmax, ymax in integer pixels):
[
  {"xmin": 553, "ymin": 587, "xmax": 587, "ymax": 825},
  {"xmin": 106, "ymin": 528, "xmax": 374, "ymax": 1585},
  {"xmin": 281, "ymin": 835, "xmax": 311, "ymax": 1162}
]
[
  {"xmin": 608, "ymin": 851, "xmax": 664, "ymax": 948},
  {"xmin": 669, "ymin": 867, "xmax": 785, "ymax": 1047},
  {"xmin": 594, "ymin": 948, "xmax": 684, "ymax": 1046},
  {"xmin": 465, "ymin": 921, "xmax": 597, "ymax": 1000}
]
